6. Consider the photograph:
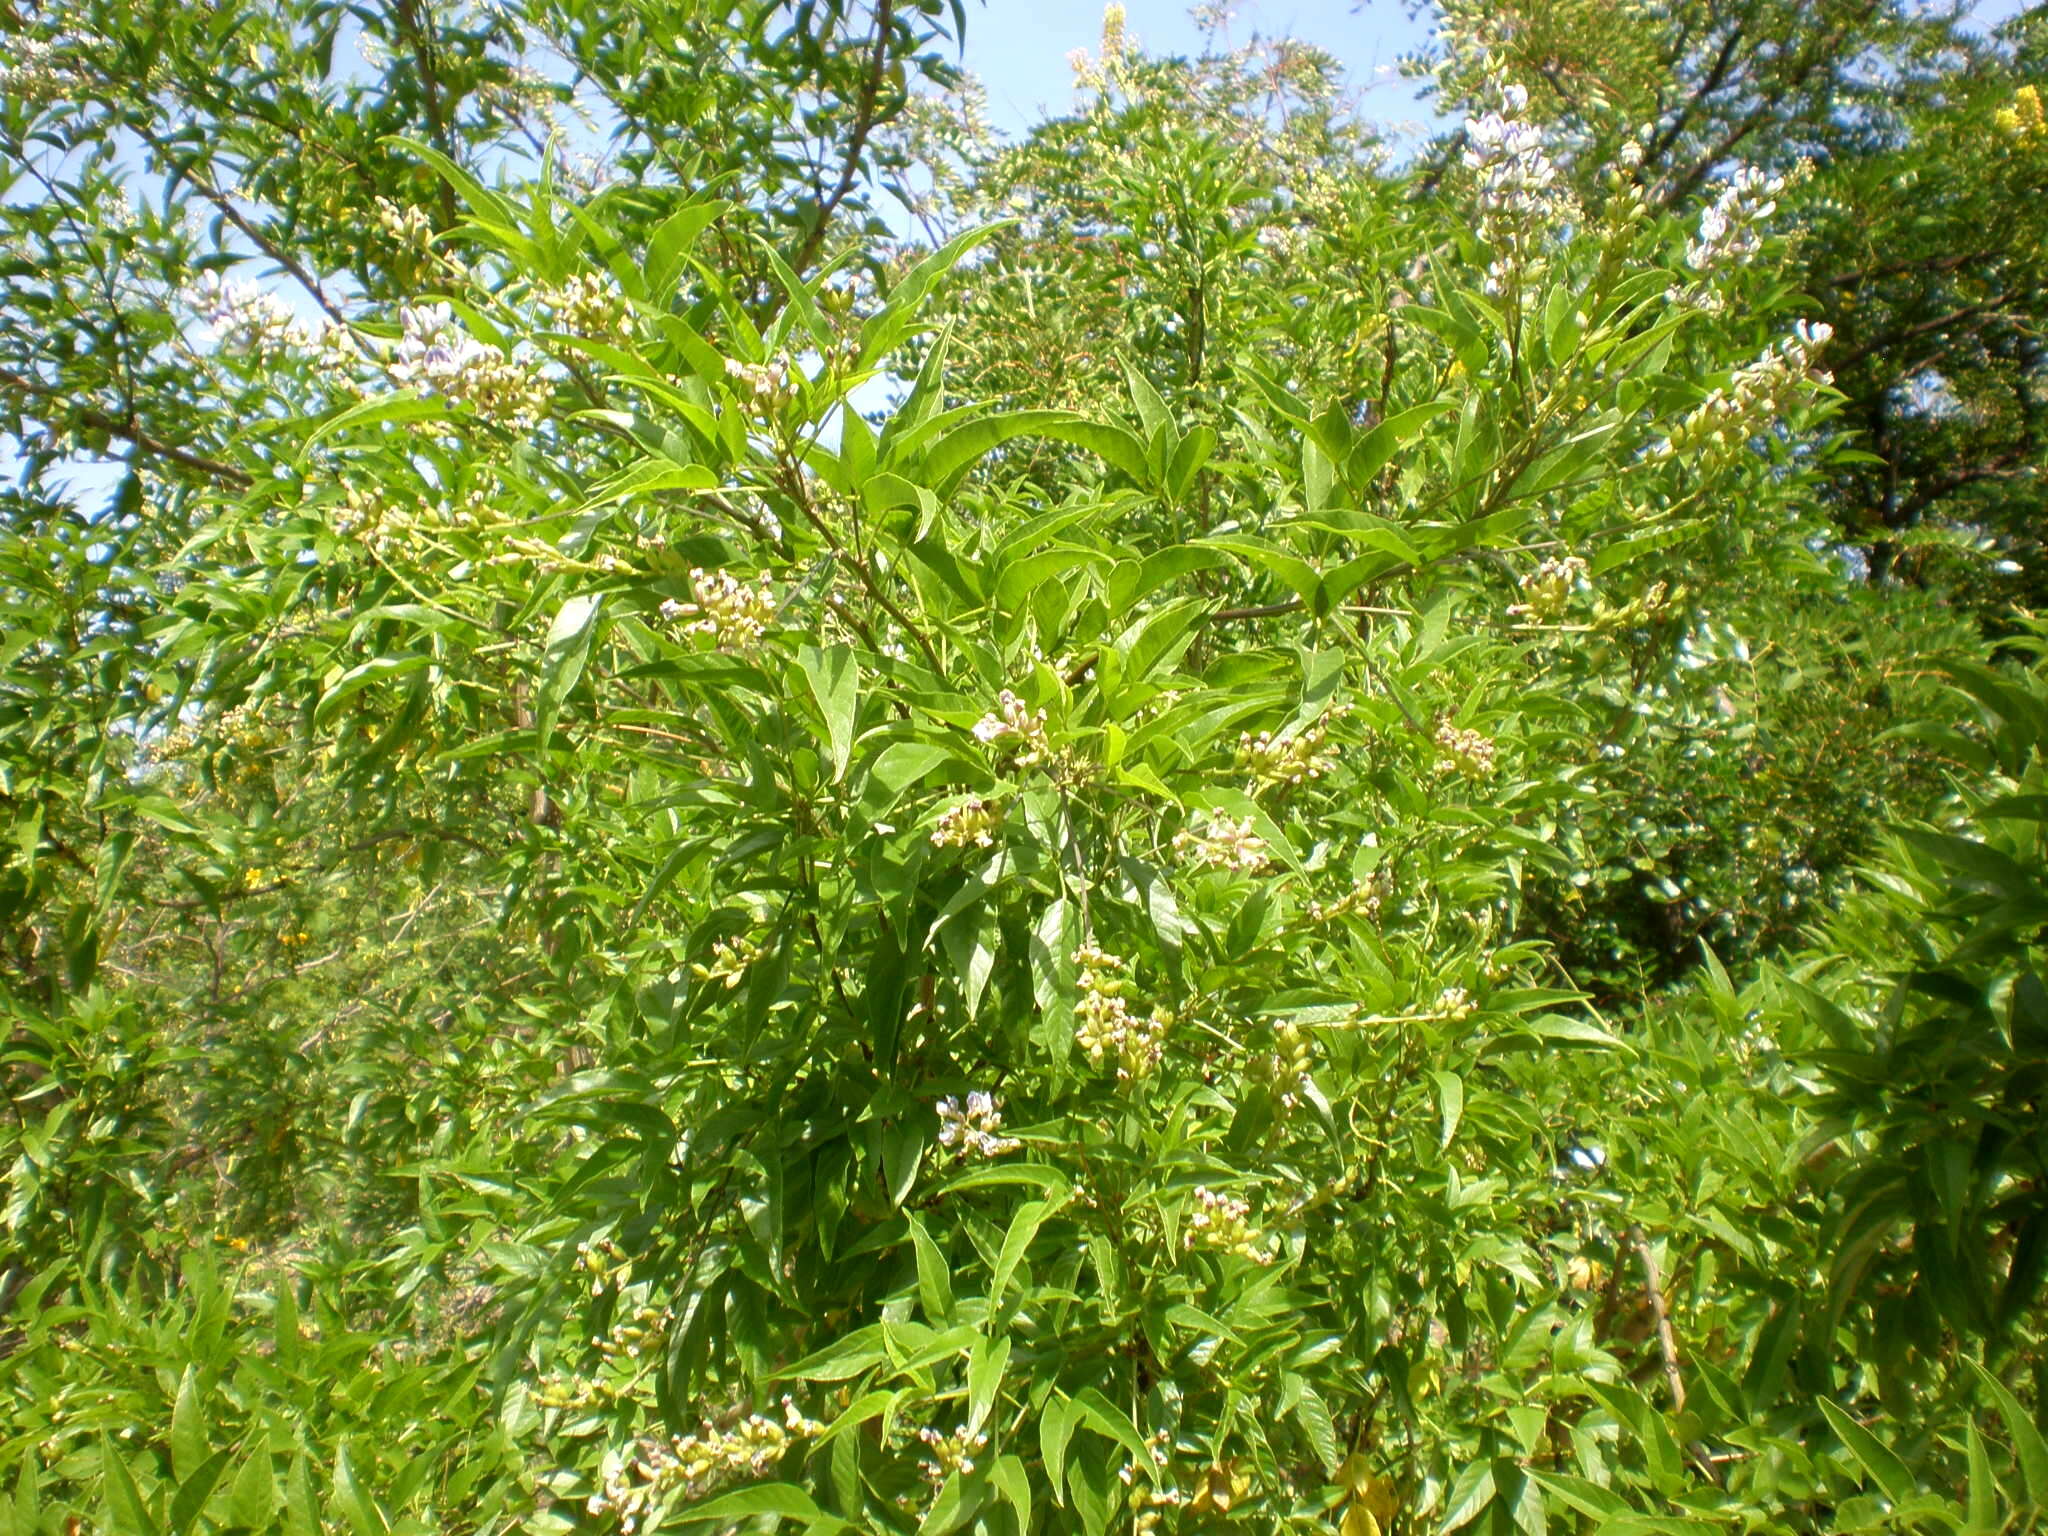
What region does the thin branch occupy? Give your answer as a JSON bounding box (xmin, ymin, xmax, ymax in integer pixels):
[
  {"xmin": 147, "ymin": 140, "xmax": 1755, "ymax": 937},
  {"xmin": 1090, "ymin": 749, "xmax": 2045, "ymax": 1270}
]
[
  {"xmin": 1, "ymin": 367, "xmax": 253, "ymax": 488},
  {"xmin": 130, "ymin": 125, "xmax": 355, "ymax": 332},
  {"xmin": 1628, "ymin": 1224, "xmax": 1687, "ymax": 1413},
  {"xmin": 388, "ymin": 0, "xmax": 461, "ymax": 227},
  {"xmin": 788, "ymin": 0, "xmax": 897, "ymax": 279},
  {"xmin": 1209, "ymin": 598, "xmax": 1304, "ymax": 622}
]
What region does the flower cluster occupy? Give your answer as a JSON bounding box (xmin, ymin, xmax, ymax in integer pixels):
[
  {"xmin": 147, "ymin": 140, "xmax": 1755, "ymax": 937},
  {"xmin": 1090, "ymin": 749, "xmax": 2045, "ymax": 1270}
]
[
  {"xmin": 1172, "ymin": 813, "xmax": 1272, "ymax": 874},
  {"xmin": 539, "ymin": 273, "xmax": 630, "ymax": 337},
  {"xmin": 597, "ymin": 1304, "xmax": 667, "ymax": 1365},
  {"xmin": 1235, "ymin": 724, "xmax": 1335, "ymax": 790},
  {"xmin": 1067, "ymin": 1, "xmax": 1130, "ymax": 91},
  {"xmin": 331, "ymin": 484, "xmax": 401, "ymax": 540},
  {"xmin": 587, "ymin": 1400, "xmax": 821, "ymax": 1534},
  {"xmin": 187, "ymin": 274, "xmax": 322, "ymax": 357},
  {"xmin": 3, "ymin": 36, "xmax": 69, "ymax": 104},
  {"xmin": 1074, "ymin": 946, "xmax": 1168, "ymax": 1080},
  {"xmin": 1655, "ymin": 320, "xmax": 1833, "ymax": 469},
  {"xmin": 691, "ymin": 933, "xmax": 763, "ymax": 990},
  {"xmin": 1464, "ymin": 87, "xmax": 1558, "ymax": 216},
  {"xmin": 533, "ymin": 1371, "xmax": 607, "ymax": 1412},
  {"xmin": 936, "ymin": 1091, "xmax": 1020, "ymax": 1158},
  {"xmin": 1508, "ymin": 555, "xmax": 1588, "ymax": 622},
  {"xmin": 575, "ymin": 1236, "xmax": 630, "ymax": 1294},
  {"xmin": 931, "ymin": 797, "xmax": 1003, "ymax": 849},
  {"xmin": 1687, "ymin": 164, "xmax": 1788, "ymax": 274},
  {"xmin": 374, "ymin": 197, "xmax": 438, "ymax": 264},
  {"xmin": 1306, "ymin": 878, "xmax": 1385, "ymax": 926},
  {"xmin": 1433, "ymin": 720, "xmax": 1497, "ymax": 778},
  {"xmin": 1254, "ymin": 1020, "xmax": 1313, "ymax": 1110},
  {"xmin": 1184, "ymin": 1187, "xmax": 1273, "ymax": 1263},
  {"xmin": 663, "ymin": 568, "xmax": 777, "ymax": 649},
  {"xmin": 916, "ymin": 1424, "xmax": 990, "ymax": 1484},
  {"xmin": 1430, "ymin": 986, "xmax": 1476, "ymax": 1020},
  {"xmin": 973, "ymin": 690, "xmax": 1052, "ymax": 768},
  {"xmin": 725, "ymin": 355, "xmax": 796, "ymax": 411},
  {"xmin": 1995, "ymin": 84, "xmax": 2045, "ymax": 143},
  {"xmin": 214, "ymin": 698, "xmax": 287, "ymax": 752},
  {"xmin": 1590, "ymin": 578, "xmax": 1681, "ymax": 632},
  {"xmin": 391, "ymin": 303, "xmax": 551, "ymax": 425},
  {"xmin": 1461, "ymin": 85, "xmax": 1571, "ymax": 296}
]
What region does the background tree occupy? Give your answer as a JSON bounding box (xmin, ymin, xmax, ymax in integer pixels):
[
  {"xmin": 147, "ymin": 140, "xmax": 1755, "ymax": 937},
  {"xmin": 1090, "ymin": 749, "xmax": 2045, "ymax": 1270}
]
[{"xmin": 1399, "ymin": 0, "xmax": 2048, "ymax": 600}]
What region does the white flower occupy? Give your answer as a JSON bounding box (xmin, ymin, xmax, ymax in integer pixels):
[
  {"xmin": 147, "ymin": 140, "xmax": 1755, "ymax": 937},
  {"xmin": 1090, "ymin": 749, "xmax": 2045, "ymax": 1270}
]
[
  {"xmin": 972, "ymin": 690, "xmax": 1051, "ymax": 767},
  {"xmin": 669, "ymin": 568, "xmax": 777, "ymax": 649},
  {"xmin": 1686, "ymin": 164, "xmax": 1787, "ymax": 272},
  {"xmin": 1185, "ymin": 1186, "xmax": 1273, "ymax": 1262},
  {"xmin": 936, "ymin": 1091, "xmax": 1020, "ymax": 1157},
  {"xmin": 1172, "ymin": 813, "xmax": 1272, "ymax": 873},
  {"xmin": 3, "ymin": 35, "xmax": 69, "ymax": 104},
  {"xmin": 1459, "ymin": 87, "xmax": 1574, "ymax": 298},
  {"xmin": 391, "ymin": 303, "xmax": 550, "ymax": 425},
  {"xmin": 931, "ymin": 797, "xmax": 1003, "ymax": 849},
  {"xmin": 186, "ymin": 273, "xmax": 323, "ymax": 356}
]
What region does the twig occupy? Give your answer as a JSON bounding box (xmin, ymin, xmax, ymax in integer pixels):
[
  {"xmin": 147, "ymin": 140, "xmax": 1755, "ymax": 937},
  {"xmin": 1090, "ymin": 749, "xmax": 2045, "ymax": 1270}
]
[
  {"xmin": 1209, "ymin": 598, "xmax": 1304, "ymax": 622},
  {"xmin": 1, "ymin": 367, "xmax": 252, "ymax": 488},
  {"xmin": 788, "ymin": 0, "xmax": 897, "ymax": 279},
  {"xmin": 1628, "ymin": 1224, "xmax": 1686, "ymax": 1413}
]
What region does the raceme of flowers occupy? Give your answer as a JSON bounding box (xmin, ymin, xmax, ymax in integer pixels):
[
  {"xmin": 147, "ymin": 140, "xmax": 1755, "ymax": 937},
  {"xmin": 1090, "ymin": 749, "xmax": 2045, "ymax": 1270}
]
[
  {"xmin": 1508, "ymin": 554, "xmax": 1588, "ymax": 622},
  {"xmin": 537, "ymin": 272, "xmax": 631, "ymax": 338},
  {"xmin": 1687, "ymin": 164, "xmax": 1789, "ymax": 274},
  {"xmin": 931, "ymin": 797, "xmax": 1003, "ymax": 849},
  {"xmin": 1254, "ymin": 1020, "xmax": 1313, "ymax": 1110},
  {"xmin": 1236, "ymin": 724, "xmax": 1335, "ymax": 791},
  {"xmin": 1655, "ymin": 320, "xmax": 1833, "ymax": 469},
  {"xmin": 373, "ymin": 196, "xmax": 437, "ymax": 263},
  {"xmin": 3, "ymin": 35, "xmax": 69, "ymax": 104},
  {"xmin": 1073, "ymin": 945, "xmax": 1169, "ymax": 1080},
  {"xmin": 391, "ymin": 302, "xmax": 551, "ymax": 426},
  {"xmin": 587, "ymin": 1400, "xmax": 822, "ymax": 1534},
  {"xmin": 973, "ymin": 689, "xmax": 1052, "ymax": 769},
  {"xmin": 1433, "ymin": 720, "xmax": 1497, "ymax": 778},
  {"xmin": 1460, "ymin": 85, "xmax": 1573, "ymax": 296},
  {"xmin": 1590, "ymin": 578, "xmax": 1681, "ymax": 632},
  {"xmin": 935, "ymin": 1090, "xmax": 1020, "ymax": 1158},
  {"xmin": 662, "ymin": 568, "xmax": 777, "ymax": 649},
  {"xmin": 186, "ymin": 273, "xmax": 342, "ymax": 361},
  {"xmin": 724, "ymin": 354, "xmax": 796, "ymax": 411},
  {"xmin": 574, "ymin": 1235, "xmax": 630, "ymax": 1295},
  {"xmin": 917, "ymin": 1424, "xmax": 991, "ymax": 1484},
  {"xmin": 1306, "ymin": 877, "xmax": 1385, "ymax": 927},
  {"xmin": 1431, "ymin": 985, "xmax": 1476, "ymax": 1021},
  {"xmin": 1184, "ymin": 1186, "xmax": 1274, "ymax": 1263},
  {"xmin": 1172, "ymin": 812, "xmax": 1272, "ymax": 873},
  {"xmin": 690, "ymin": 933, "xmax": 763, "ymax": 990}
]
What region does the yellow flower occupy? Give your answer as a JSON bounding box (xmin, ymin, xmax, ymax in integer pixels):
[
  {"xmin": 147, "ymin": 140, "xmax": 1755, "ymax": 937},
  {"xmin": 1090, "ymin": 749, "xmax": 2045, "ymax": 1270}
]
[{"xmin": 1995, "ymin": 84, "xmax": 2045, "ymax": 141}]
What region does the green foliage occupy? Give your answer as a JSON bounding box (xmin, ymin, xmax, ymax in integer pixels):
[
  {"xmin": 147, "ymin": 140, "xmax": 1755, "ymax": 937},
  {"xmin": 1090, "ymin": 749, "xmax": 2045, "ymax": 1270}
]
[{"xmin": 3, "ymin": 3, "xmax": 2047, "ymax": 1536}]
